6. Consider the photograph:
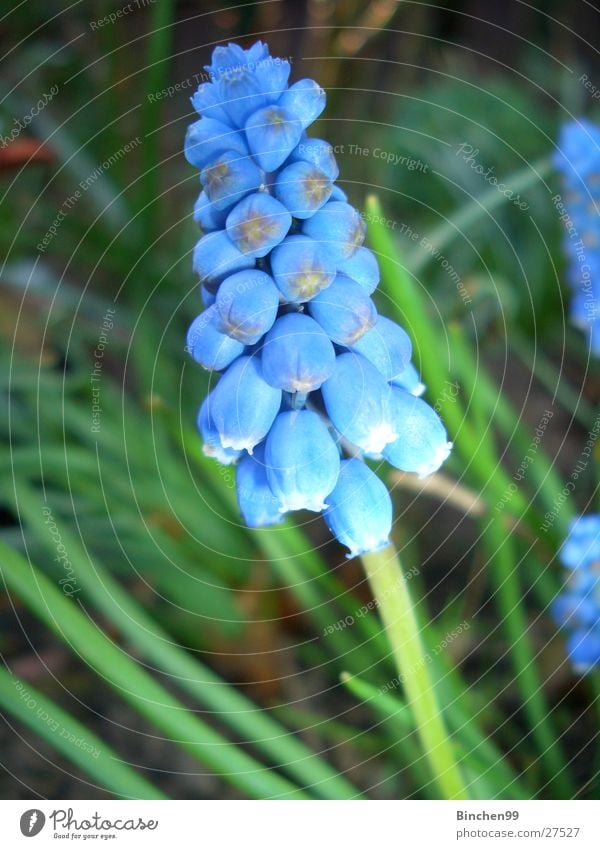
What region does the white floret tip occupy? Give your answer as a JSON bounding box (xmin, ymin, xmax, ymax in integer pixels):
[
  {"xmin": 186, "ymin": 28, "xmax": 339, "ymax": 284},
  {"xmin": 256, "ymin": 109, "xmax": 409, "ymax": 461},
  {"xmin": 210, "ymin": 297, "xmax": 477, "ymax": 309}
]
[
  {"xmin": 361, "ymin": 422, "xmax": 399, "ymax": 455},
  {"xmin": 415, "ymin": 441, "xmax": 453, "ymax": 479}
]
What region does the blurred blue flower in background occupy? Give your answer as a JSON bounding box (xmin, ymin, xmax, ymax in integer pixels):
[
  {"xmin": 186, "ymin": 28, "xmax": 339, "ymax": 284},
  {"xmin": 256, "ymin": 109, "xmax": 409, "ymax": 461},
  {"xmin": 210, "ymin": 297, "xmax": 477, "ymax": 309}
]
[
  {"xmin": 185, "ymin": 40, "xmax": 452, "ymax": 556},
  {"xmin": 553, "ymin": 514, "xmax": 600, "ymax": 672},
  {"xmin": 555, "ymin": 120, "xmax": 600, "ymax": 356}
]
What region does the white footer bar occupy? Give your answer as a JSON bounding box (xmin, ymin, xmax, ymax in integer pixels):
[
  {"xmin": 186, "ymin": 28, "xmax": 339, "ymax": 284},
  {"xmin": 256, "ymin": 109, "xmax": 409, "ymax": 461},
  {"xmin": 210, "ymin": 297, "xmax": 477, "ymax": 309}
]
[{"xmin": 0, "ymin": 800, "xmax": 598, "ymax": 848}]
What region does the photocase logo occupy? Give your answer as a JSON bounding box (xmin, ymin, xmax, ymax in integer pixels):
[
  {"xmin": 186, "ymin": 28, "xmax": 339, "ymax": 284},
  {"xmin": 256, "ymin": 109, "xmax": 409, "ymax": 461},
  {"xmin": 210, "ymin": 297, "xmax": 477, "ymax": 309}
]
[{"xmin": 19, "ymin": 810, "xmax": 46, "ymax": 837}]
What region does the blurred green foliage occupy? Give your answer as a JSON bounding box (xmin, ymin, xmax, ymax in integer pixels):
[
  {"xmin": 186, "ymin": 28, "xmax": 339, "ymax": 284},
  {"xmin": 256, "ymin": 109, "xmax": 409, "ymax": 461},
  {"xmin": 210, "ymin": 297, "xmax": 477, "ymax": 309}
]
[{"xmin": 0, "ymin": 1, "xmax": 598, "ymax": 801}]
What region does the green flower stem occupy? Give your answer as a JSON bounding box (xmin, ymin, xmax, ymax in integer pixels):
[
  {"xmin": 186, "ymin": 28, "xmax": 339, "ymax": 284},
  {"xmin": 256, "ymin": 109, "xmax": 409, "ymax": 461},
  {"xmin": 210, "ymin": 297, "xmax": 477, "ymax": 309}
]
[
  {"xmin": 341, "ymin": 671, "xmax": 524, "ymax": 800},
  {"xmin": 360, "ymin": 544, "xmax": 468, "ymax": 799}
]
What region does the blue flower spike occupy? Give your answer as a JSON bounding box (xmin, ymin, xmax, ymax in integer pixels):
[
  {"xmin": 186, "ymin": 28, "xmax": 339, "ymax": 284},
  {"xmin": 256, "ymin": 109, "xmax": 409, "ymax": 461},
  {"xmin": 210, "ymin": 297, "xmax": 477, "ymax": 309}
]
[
  {"xmin": 553, "ymin": 515, "xmax": 600, "ymax": 672},
  {"xmin": 185, "ymin": 40, "xmax": 453, "ymax": 548},
  {"xmin": 555, "ymin": 120, "xmax": 600, "ymax": 356}
]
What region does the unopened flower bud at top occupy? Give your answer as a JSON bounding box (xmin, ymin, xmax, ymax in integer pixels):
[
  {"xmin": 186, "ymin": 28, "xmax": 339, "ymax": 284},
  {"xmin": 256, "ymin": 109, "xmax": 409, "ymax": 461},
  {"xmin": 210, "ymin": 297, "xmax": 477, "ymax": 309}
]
[{"xmin": 205, "ymin": 42, "xmax": 290, "ymax": 128}]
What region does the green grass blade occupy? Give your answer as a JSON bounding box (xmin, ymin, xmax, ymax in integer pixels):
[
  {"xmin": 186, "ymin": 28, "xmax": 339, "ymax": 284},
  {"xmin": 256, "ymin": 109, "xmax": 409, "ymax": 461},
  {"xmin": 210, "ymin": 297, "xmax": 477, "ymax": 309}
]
[
  {"xmin": 12, "ymin": 486, "xmax": 361, "ymax": 799},
  {"xmin": 447, "ymin": 322, "xmax": 572, "ymax": 546},
  {"xmin": 510, "ymin": 331, "xmax": 596, "ymax": 430},
  {"xmin": 342, "ymin": 672, "xmax": 526, "ymax": 800},
  {"xmin": 366, "ymin": 194, "xmax": 544, "ymax": 535},
  {"xmin": 340, "ymin": 672, "xmax": 435, "ymax": 798},
  {"xmin": 138, "ymin": 0, "xmax": 175, "ymax": 246},
  {"xmin": 407, "ymin": 156, "xmax": 553, "ymax": 275},
  {"xmin": 480, "ymin": 518, "xmax": 575, "ymax": 798},
  {"xmin": 0, "ymin": 665, "xmax": 167, "ymax": 800},
  {"xmin": 0, "ymin": 540, "xmax": 308, "ymax": 800}
]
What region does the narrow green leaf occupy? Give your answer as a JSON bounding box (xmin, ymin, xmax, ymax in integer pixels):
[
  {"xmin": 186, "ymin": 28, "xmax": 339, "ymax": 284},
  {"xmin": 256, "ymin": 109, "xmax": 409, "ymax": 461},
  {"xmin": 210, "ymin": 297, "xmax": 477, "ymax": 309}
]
[
  {"xmin": 0, "ymin": 540, "xmax": 308, "ymax": 800},
  {"xmin": 11, "ymin": 486, "xmax": 362, "ymax": 800},
  {"xmin": 407, "ymin": 156, "xmax": 553, "ymax": 275},
  {"xmin": 341, "ymin": 672, "xmax": 525, "ymax": 800},
  {"xmin": 0, "ymin": 665, "xmax": 167, "ymax": 800}
]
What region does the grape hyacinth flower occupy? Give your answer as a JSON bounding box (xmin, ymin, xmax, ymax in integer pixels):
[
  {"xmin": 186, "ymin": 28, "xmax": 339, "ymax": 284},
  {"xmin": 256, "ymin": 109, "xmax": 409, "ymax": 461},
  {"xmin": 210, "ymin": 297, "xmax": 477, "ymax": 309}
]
[
  {"xmin": 554, "ymin": 120, "xmax": 600, "ymax": 356},
  {"xmin": 185, "ymin": 41, "xmax": 452, "ymax": 557},
  {"xmin": 552, "ymin": 515, "xmax": 600, "ymax": 672}
]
